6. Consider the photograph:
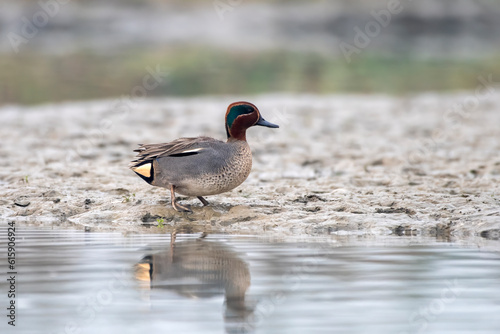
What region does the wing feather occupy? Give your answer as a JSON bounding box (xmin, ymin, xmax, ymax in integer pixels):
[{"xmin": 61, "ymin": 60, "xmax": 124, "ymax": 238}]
[{"xmin": 129, "ymin": 136, "xmax": 220, "ymax": 168}]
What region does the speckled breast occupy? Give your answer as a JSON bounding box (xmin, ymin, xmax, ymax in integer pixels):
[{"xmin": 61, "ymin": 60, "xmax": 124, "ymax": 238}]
[{"xmin": 175, "ymin": 142, "xmax": 253, "ymax": 197}]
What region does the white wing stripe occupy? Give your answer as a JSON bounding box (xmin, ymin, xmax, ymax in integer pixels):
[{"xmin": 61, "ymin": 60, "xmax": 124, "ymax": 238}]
[{"xmin": 181, "ymin": 148, "xmax": 204, "ymax": 153}]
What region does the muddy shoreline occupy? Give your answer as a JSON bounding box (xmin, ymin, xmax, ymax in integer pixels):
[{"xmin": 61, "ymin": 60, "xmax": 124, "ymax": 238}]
[{"xmin": 1, "ymin": 94, "xmax": 499, "ymax": 243}]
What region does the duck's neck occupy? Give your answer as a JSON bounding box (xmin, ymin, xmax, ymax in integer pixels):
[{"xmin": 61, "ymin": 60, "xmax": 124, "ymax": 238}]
[
  {"xmin": 227, "ymin": 135, "xmax": 246, "ymax": 143},
  {"xmin": 226, "ymin": 124, "xmax": 248, "ymax": 142}
]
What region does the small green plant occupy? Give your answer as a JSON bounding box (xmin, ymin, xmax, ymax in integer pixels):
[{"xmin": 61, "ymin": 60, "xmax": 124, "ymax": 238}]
[
  {"xmin": 156, "ymin": 217, "xmax": 165, "ymax": 228},
  {"xmin": 122, "ymin": 193, "xmax": 136, "ymax": 203},
  {"xmin": 23, "ymin": 175, "xmax": 29, "ymax": 184}
]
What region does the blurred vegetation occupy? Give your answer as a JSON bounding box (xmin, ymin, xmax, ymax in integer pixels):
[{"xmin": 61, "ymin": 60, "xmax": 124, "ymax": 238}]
[{"xmin": 2, "ymin": 49, "xmax": 500, "ymax": 105}]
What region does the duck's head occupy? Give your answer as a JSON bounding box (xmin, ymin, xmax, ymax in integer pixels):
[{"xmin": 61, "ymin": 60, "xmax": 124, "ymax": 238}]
[{"xmin": 225, "ymin": 101, "xmax": 279, "ymax": 141}]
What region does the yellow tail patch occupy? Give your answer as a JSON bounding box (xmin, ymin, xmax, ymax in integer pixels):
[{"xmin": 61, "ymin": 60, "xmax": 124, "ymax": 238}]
[
  {"xmin": 133, "ymin": 163, "xmax": 152, "ymax": 178},
  {"xmin": 134, "ymin": 263, "xmax": 151, "ymax": 282}
]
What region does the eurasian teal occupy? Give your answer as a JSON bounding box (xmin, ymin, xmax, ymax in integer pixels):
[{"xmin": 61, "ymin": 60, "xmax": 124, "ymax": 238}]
[{"xmin": 130, "ymin": 101, "xmax": 279, "ymax": 212}]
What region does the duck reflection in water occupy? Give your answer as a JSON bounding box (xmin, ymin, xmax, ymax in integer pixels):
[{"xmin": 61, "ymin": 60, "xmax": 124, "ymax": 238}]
[{"xmin": 135, "ymin": 233, "xmax": 254, "ymax": 333}]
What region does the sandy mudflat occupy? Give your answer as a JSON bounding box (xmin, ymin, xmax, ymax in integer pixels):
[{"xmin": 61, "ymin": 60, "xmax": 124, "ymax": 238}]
[{"xmin": 1, "ymin": 93, "xmax": 499, "ymax": 242}]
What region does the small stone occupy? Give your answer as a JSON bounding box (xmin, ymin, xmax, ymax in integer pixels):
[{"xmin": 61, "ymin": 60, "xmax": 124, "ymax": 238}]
[
  {"xmin": 84, "ymin": 199, "xmax": 91, "ymax": 205},
  {"xmin": 14, "ymin": 197, "xmax": 30, "ymax": 207},
  {"xmin": 43, "ymin": 190, "xmax": 61, "ymax": 197},
  {"xmin": 376, "ymin": 207, "xmax": 416, "ymax": 215},
  {"xmin": 110, "ymin": 188, "xmax": 130, "ymax": 195},
  {"xmin": 293, "ymin": 194, "xmax": 327, "ymax": 204},
  {"xmin": 480, "ymin": 229, "xmax": 500, "ymax": 240},
  {"xmin": 84, "ymin": 226, "xmax": 91, "ymax": 232},
  {"xmin": 274, "ymin": 187, "xmax": 289, "ymax": 194},
  {"xmin": 304, "ymin": 206, "xmax": 321, "ymax": 212}
]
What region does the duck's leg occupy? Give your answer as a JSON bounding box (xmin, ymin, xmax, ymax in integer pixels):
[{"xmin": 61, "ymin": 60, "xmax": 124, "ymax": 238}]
[
  {"xmin": 170, "ymin": 185, "xmax": 192, "ymax": 213},
  {"xmin": 197, "ymin": 196, "xmax": 209, "ymax": 206},
  {"xmin": 170, "ymin": 231, "xmax": 176, "ymax": 260}
]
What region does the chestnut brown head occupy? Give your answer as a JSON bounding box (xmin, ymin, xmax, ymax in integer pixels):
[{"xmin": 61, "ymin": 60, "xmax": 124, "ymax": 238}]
[{"xmin": 225, "ymin": 102, "xmax": 279, "ymax": 141}]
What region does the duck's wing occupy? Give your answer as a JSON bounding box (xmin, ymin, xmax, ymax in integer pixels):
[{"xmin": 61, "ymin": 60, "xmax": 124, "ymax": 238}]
[{"xmin": 130, "ymin": 136, "xmax": 219, "ymax": 168}]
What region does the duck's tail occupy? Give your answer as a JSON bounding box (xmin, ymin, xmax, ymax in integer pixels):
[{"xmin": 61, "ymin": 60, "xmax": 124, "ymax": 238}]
[{"xmin": 130, "ymin": 145, "xmax": 155, "ymax": 185}]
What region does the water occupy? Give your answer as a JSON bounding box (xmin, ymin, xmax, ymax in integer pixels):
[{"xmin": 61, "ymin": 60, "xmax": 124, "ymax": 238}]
[{"xmin": 2, "ymin": 228, "xmax": 500, "ymax": 334}]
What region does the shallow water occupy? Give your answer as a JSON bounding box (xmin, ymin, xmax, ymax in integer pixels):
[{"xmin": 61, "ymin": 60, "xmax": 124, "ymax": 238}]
[{"xmin": 2, "ymin": 228, "xmax": 500, "ymax": 334}]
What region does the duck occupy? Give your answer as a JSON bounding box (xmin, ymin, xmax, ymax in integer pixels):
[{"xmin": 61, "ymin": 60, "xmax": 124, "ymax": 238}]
[{"xmin": 130, "ymin": 101, "xmax": 279, "ymax": 212}]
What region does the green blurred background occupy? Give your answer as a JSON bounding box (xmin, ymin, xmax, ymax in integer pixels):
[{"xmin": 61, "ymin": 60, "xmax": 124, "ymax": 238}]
[{"xmin": 1, "ymin": 0, "xmax": 500, "ymax": 105}]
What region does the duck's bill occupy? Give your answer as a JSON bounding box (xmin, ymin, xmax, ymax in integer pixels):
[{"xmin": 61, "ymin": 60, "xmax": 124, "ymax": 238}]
[{"xmin": 255, "ymin": 117, "xmax": 279, "ymax": 128}]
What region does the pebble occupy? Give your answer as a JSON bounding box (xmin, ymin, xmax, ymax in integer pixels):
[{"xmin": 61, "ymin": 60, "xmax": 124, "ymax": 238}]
[{"xmin": 14, "ymin": 197, "xmax": 30, "ymax": 207}]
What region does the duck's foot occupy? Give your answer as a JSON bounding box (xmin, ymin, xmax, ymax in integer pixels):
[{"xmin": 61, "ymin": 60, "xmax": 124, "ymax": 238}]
[
  {"xmin": 173, "ymin": 201, "xmax": 192, "ymax": 213},
  {"xmin": 197, "ymin": 196, "xmax": 209, "ymax": 206},
  {"xmin": 170, "ymin": 185, "xmax": 193, "ymax": 213}
]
